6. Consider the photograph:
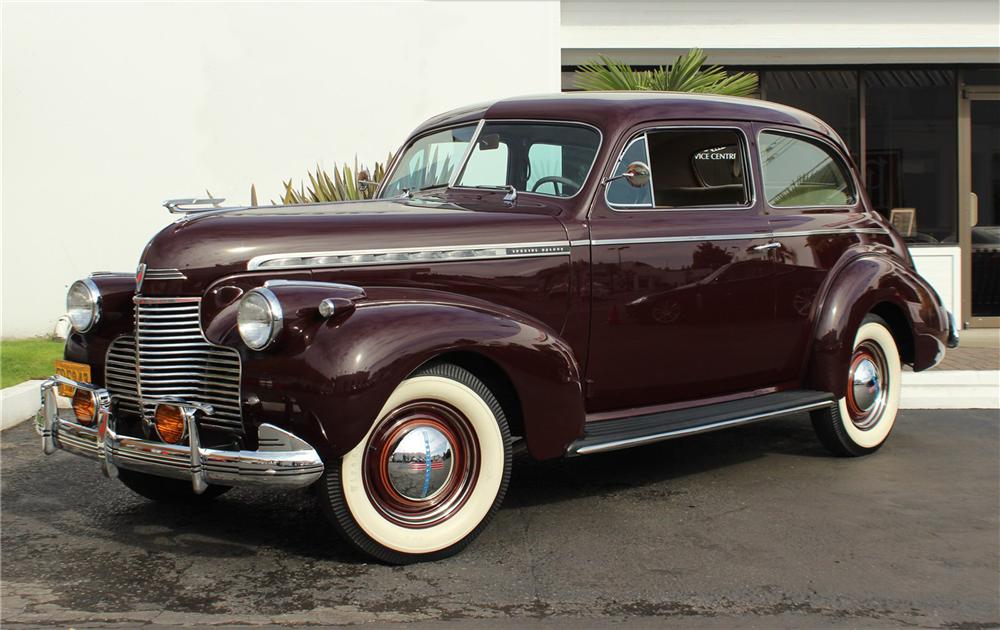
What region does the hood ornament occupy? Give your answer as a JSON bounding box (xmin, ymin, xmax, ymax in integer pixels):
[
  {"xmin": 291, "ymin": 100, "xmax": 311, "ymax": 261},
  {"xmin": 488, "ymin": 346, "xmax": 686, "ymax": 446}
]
[{"xmin": 163, "ymin": 197, "xmax": 241, "ymax": 214}]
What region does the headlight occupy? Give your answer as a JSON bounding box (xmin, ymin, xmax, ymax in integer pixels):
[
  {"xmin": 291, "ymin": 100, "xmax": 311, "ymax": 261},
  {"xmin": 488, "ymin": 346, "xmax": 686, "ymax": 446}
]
[
  {"xmin": 66, "ymin": 279, "xmax": 101, "ymax": 333},
  {"xmin": 237, "ymin": 288, "xmax": 283, "ymax": 350}
]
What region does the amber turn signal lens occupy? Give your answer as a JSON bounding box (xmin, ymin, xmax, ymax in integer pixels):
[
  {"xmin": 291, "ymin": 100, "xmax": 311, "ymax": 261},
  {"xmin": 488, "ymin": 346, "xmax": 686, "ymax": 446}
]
[
  {"xmin": 71, "ymin": 389, "xmax": 97, "ymax": 426},
  {"xmin": 155, "ymin": 405, "xmax": 186, "ymax": 444}
]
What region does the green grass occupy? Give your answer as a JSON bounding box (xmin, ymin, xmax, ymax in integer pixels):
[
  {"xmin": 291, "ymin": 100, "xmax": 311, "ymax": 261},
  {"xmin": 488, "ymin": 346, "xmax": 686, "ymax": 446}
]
[{"xmin": 0, "ymin": 338, "xmax": 64, "ymax": 388}]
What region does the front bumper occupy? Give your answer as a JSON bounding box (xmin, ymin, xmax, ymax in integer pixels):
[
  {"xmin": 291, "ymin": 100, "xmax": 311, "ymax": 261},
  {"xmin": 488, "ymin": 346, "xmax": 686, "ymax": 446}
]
[{"xmin": 36, "ymin": 376, "xmax": 324, "ymax": 493}]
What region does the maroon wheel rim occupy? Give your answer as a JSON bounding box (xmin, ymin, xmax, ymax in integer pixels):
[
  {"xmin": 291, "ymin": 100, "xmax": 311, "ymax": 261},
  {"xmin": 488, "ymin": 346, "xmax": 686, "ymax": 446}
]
[{"xmin": 363, "ymin": 401, "xmax": 480, "ymax": 529}]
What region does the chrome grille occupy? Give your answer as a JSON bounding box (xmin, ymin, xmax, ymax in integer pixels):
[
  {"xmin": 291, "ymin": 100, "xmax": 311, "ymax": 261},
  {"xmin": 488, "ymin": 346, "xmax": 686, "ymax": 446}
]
[
  {"xmin": 105, "ymin": 336, "xmax": 141, "ymax": 416},
  {"xmin": 104, "ymin": 297, "xmax": 243, "ymax": 434}
]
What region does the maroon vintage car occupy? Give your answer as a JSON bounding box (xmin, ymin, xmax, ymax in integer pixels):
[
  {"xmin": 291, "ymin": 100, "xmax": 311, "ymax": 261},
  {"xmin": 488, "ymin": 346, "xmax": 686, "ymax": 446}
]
[{"xmin": 38, "ymin": 93, "xmax": 957, "ymax": 564}]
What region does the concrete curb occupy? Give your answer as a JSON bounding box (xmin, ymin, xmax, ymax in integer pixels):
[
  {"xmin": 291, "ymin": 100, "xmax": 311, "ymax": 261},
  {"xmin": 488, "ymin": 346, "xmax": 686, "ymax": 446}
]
[
  {"xmin": 1, "ymin": 380, "xmax": 43, "ymax": 431},
  {"xmin": 901, "ymin": 370, "xmax": 1000, "ymax": 409}
]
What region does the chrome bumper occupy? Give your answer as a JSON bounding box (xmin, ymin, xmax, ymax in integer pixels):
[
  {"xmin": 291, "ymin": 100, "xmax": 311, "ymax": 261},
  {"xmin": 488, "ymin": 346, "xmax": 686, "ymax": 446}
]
[{"xmin": 36, "ymin": 376, "xmax": 324, "ymax": 493}]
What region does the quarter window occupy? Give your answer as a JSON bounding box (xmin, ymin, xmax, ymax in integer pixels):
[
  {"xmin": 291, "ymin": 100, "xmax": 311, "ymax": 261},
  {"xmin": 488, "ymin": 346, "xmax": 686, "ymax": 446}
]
[
  {"xmin": 607, "ymin": 128, "xmax": 751, "ymax": 209},
  {"xmin": 758, "ymin": 131, "xmax": 855, "ymax": 207}
]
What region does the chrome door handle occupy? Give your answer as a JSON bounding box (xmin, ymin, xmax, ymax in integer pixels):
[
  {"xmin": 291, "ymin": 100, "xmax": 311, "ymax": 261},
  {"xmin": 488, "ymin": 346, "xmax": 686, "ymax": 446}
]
[{"xmin": 753, "ymin": 242, "xmax": 781, "ymax": 251}]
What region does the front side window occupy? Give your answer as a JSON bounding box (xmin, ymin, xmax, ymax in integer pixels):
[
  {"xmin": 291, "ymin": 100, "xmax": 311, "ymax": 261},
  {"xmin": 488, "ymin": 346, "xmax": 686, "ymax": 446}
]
[
  {"xmin": 456, "ymin": 123, "xmax": 601, "ymax": 198},
  {"xmin": 380, "ymin": 125, "xmax": 476, "ymax": 198},
  {"xmin": 758, "ymin": 131, "xmax": 855, "ymax": 207},
  {"xmin": 606, "ymin": 128, "xmax": 750, "ymax": 209}
]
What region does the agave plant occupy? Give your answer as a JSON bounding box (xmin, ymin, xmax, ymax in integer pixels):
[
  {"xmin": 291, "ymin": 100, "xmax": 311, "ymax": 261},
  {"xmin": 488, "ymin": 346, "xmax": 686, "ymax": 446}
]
[
  {"xmin": 253, "ymin": 153, "xmax": 394, "ymax": 206},
  {"xmin": 575, "ymin": 49, "xmax": 757, "ymax": 96}
]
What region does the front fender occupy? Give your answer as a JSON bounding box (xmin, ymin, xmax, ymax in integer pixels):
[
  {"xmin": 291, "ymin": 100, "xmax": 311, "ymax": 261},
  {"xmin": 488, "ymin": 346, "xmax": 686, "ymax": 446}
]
[
  {"xmin": 236, "ymin": 294, "xmax": 584, "ymax": 462},
  {"xmin": 807, "ymin": 253, "xmax": 948, "ymax": 397}
]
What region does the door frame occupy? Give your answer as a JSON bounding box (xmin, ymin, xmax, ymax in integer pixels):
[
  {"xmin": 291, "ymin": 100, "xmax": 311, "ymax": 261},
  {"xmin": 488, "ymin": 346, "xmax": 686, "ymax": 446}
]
[{"xmin": 958, "ymin": 82, "xmax": 1000, "ymax": 328}]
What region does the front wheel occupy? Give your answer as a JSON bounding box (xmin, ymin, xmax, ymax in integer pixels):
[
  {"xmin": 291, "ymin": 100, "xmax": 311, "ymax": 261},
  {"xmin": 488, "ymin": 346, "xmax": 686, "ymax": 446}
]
[
  {"xmin": 811, "ymin": 315, "xmax": 902, "ymax": 456},
  {"xmin": 319, "ymin": 363, "xmax": 512, "ymax": 564}
]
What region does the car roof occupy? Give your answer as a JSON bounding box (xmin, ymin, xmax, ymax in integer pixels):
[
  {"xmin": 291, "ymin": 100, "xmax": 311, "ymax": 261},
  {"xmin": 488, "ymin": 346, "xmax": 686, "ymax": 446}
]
[{"xmin": 411, "ymin": 92, "xmax": 840, "ymax": 146}]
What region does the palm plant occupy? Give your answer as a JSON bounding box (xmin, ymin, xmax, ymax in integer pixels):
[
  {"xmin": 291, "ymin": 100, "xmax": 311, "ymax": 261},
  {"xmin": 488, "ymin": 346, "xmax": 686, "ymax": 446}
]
[
  {"xmin": 253, "ymin": 153, "xmax": 394, "ymax": 206},
  {"xmin": 575, "ymin": 48, "xmax": 757, "ymax": 96}
]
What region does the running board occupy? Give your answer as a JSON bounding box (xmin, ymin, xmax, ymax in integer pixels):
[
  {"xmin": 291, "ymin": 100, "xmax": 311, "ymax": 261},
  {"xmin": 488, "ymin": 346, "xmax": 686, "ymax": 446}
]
[{"xmin": 568, "ymin": 390, "xmax": 835, "ymax": 456}]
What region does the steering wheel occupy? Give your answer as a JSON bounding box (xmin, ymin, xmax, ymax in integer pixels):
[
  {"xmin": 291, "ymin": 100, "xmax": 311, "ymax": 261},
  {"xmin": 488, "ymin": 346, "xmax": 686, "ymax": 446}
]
[{"xmin": 530, "ymin": 175, "xmax": 581, "ymax": 195}]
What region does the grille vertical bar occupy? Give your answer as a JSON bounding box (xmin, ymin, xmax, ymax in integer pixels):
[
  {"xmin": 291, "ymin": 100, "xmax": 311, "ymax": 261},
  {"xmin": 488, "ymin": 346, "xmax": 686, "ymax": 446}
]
[{"xmin": 105, "ymin": 297, "xmax": 244, "ymax": 434}]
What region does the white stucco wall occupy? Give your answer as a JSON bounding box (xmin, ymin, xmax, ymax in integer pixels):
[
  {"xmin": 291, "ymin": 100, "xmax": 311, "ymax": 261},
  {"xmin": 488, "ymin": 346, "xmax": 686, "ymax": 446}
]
[{"xmin": 1, "ymin": 0, "xmax": 560, "ymax": 337}]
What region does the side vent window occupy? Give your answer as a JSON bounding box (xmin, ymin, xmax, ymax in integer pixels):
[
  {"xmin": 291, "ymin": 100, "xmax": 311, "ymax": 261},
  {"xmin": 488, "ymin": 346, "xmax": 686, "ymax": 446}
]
[{"xmin": 606, "ymin": 136, "xmax": 653, "ymax": 207}]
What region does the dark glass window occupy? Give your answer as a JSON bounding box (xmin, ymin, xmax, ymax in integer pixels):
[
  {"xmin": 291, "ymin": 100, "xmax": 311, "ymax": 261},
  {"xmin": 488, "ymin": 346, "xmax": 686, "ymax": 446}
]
[
  {"xmin": 763, "ymin": 70, "xmax": 860, "ymax": 163},
  {"xmin": 759, "ymin": 131, "xmax": 855, "ymax": 207},
  {"xmin": 864, "ymin": 70, "xmax": 958, "ymax": 244},
  {"xmin": 606, "ymin": 128, "xmax": 750, "ymax": 209}
]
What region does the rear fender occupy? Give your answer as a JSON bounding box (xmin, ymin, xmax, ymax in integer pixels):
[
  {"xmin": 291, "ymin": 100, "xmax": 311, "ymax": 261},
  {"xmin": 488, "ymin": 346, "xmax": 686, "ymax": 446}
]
[{"xmin": 807, "ymin": 253, "xmax": 948, "ymax": 397}]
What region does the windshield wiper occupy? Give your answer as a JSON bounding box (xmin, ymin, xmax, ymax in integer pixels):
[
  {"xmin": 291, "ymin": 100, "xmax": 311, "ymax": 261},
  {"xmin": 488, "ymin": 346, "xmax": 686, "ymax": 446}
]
[
  {"xmin": 468, "ymin": 184, "xmax": 518, "ymax": 205},
  {"xmin": 416, "ymin": 183, "xmax": 449, "ymax": 193}
]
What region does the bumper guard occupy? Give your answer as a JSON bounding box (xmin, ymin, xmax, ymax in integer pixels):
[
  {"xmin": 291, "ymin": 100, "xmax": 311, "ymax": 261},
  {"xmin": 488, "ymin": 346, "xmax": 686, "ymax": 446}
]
[{"xmin": 36, "ymin": 376, "xmax": 324, "ymax": 493}]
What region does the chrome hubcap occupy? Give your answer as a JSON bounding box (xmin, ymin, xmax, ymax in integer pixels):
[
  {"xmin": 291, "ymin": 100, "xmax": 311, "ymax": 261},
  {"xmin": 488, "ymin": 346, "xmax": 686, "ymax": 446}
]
[
  {"xmin": 364, "ymin": 401, "xmax": 479, "ymax": 528},
  {"xmin": 385, "ymin": 425, "xmax": 455, "ymax": 501},
  {"xmin": 846, "ymin": 342, "xmax": 889, "ymax": 430},
  {"xmin": 851, "ymin": 358, "xmax": 881, "ymax": 413}
]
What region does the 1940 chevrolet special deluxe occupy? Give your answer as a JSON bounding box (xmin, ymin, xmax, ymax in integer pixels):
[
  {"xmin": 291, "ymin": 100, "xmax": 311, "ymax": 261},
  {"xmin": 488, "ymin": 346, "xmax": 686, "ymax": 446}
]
[{"xmin": 39, "ymin": 93, "xmax": 958, "ymax": 563}]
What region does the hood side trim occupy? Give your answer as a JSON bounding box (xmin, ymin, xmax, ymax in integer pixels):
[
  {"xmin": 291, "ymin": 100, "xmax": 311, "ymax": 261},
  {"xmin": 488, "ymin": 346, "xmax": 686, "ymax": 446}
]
[{"xmin": 247, "ymin": 241, "xmax": 571, "ymax": 271}]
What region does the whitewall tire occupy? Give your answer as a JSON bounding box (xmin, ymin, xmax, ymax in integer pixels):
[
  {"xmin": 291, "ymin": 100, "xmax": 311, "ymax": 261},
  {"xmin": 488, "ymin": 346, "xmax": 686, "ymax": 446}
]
[
  {"xmin": 319, "ymin": 362, "xmax": 512, "ymax": 564},
  {"xmin": 811, "ymin": 315, "xmax": 902, "ymax": 456}
]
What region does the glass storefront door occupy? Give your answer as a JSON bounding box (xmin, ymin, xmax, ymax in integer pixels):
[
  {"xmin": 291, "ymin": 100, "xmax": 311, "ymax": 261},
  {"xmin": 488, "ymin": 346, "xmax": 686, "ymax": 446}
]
[{"xmin": 961, "ymin": 86, "xmax": 1000, "ymax": 327}]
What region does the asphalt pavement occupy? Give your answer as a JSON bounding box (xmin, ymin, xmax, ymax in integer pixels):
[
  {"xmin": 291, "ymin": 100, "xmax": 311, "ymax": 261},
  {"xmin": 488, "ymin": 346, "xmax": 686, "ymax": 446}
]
[{"xmin": 2, "ymin": 410, "xmax": 998, "ymax": 628}]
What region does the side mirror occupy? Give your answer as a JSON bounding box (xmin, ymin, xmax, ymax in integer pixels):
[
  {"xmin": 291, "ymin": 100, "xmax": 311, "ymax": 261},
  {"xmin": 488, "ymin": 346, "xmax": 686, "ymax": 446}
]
[
  {"xmin": 622, "ymin": 161, "xmax": 651, "ymax": 188},
  {"xmin": 604, "ymin": 161, "xmax": 651, "ymax": 188}
]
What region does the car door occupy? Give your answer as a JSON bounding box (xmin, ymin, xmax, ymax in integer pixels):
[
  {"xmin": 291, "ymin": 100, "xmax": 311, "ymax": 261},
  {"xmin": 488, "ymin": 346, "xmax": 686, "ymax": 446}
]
[
  {"xmin": 585, "ymin": 122, "xmax": 779, "ymax": 413},
  {"xmin": 754, "ymin": 125, "xmax": 879, "ymax": 384}
]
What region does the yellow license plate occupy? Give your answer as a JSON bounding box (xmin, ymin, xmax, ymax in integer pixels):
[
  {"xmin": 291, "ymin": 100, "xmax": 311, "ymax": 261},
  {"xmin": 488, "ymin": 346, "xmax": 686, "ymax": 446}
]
[{"xmin": 55, "ymin": 360, "xmax": 91, "ymax": 397}]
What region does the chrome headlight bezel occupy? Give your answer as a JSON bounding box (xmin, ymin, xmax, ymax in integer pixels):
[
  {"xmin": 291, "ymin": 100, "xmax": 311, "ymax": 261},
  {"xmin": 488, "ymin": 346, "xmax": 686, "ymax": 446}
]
[
  {"xmin": 237, "ymin": 287, "xmax": 283, "ymax": 350},
  {"xmin": 66, "ymin": 278, "xmax": 101, "ymax": 333}
]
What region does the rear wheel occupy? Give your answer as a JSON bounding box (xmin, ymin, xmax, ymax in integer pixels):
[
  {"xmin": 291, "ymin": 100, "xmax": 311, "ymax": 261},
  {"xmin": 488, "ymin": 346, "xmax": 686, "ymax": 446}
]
[
  {"xmin": 319, "ymin": 363, "xmax": 512, "ymax": 564},
  {"xmin": 811, "ymin": 314, "xmax": 902, "ymax": 456},
  {"xmin": 118, "ymin": 468, "xmax": 230, "ymax": 503}
]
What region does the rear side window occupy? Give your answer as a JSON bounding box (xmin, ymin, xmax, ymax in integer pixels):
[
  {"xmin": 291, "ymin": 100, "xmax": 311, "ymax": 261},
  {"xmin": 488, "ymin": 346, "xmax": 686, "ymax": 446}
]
[
  {"xmin": 758, "ymin": 131, "xmax": 856, "ymax": 207},
  {"xmin": 606, "ymin": 128, "xmax": 751, "ymax": 209}
]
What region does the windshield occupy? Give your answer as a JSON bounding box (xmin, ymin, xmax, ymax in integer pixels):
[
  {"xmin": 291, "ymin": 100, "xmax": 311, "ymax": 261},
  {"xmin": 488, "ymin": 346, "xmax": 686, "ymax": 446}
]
[
  {"xmin": 456, "ymin": 122, "xmax": 601, "ymax": 198},
  {"xmin": 379, "ymin": 124, "xmax": 477, "ymax": 198},
  {"xmin": 379, "ymin": 121, "xmax": 601, "ymax": 199}
]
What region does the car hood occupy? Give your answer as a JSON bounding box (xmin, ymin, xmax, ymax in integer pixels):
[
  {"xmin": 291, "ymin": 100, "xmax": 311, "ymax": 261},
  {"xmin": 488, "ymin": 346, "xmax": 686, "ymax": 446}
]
[{"xmin": 139, "ymin": 195, "xmax": 570, "ymax": 295}]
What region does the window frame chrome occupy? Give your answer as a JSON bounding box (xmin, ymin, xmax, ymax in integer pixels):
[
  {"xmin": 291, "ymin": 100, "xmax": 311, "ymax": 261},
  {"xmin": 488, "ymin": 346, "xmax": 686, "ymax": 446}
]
[
  {"xmin": 603, "ymin": 125, "xmax": 756, "ymax": 213},
  {"xmin": 755, "ymin": 126, "xmax": 862, "ymax": 212}
]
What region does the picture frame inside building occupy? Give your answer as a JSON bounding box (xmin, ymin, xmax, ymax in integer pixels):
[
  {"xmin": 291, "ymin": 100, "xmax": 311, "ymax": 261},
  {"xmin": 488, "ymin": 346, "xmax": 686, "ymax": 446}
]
[{"xmin": 890, "ymin": 208, "xmax": 917, "ymax": 237}]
